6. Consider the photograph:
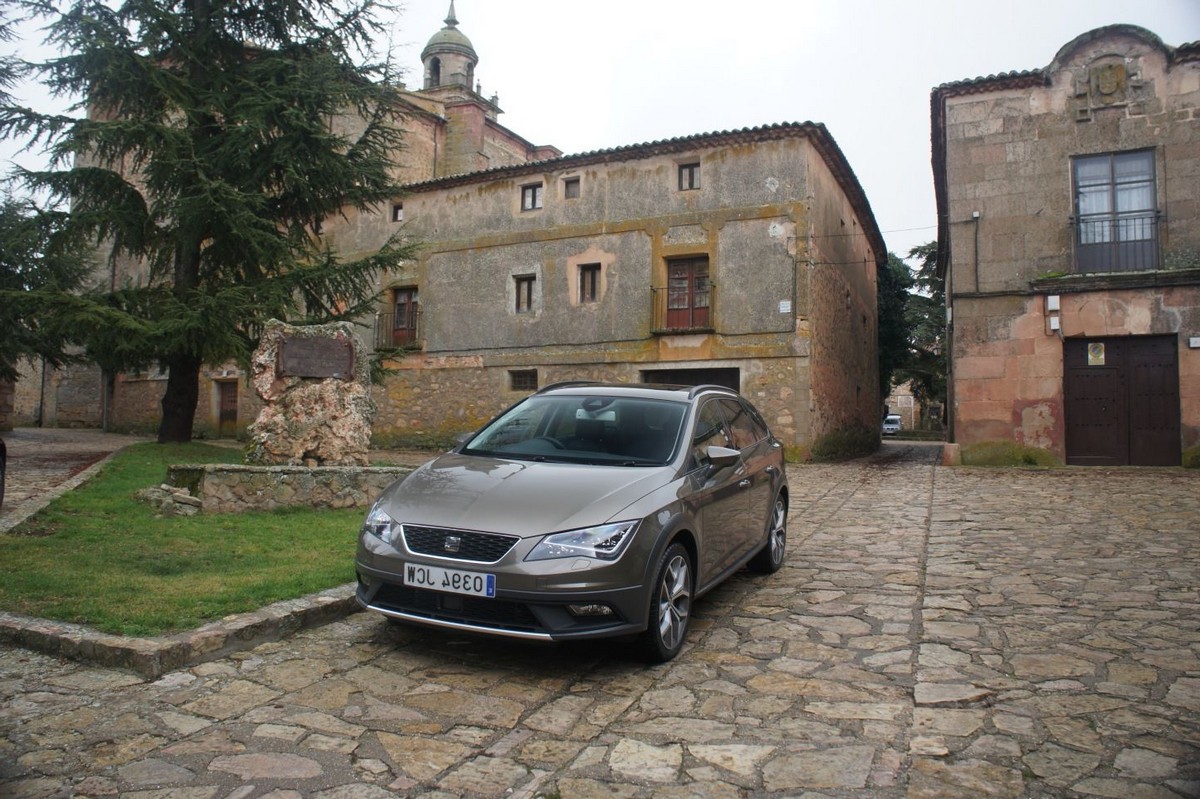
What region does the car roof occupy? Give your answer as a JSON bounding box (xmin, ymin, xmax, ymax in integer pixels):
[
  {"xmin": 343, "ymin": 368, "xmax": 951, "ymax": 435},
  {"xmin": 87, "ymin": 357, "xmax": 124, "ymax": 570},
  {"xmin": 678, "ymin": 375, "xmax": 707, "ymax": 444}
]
[{"xmin": 536, "ymin": 381, "xmax": 738, "ymax": 402}]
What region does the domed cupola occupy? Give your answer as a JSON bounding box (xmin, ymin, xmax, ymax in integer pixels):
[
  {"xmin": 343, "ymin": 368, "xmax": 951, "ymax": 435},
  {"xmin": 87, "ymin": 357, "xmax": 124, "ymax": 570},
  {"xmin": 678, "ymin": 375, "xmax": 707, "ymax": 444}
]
[{"xmin": 421, "ymin": 1, "xmax": 477, "ymax": 90}]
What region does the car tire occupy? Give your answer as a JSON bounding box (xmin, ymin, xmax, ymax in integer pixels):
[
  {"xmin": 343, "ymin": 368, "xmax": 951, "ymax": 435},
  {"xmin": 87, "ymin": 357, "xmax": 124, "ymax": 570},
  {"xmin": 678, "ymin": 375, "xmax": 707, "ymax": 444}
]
[
  {"xmin": 748, "ymin": 494, "xmax": 787, "ymax": 574},
  {"xmin": 641, "ymin": 542, "xmax": 693, "ymax": 663}
]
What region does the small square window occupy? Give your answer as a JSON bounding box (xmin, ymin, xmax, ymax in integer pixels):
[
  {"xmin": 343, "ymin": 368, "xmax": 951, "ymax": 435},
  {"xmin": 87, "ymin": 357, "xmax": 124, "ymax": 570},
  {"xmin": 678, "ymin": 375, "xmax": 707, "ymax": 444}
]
[
  {"xmin": 578, "ymin": 263, "xmax": 600, "ymax": 303},
  {"xmin": 678, "ymin": 162, "xmax": 700, "ymax": 191},
  {"xmin": 521, "ymin": 183, "xmax": 543, "ymax": 211},
  {"xmin": 391, "ymin": 203, "xmax": 404, "ymax": 222},
  {"xmin": 563, "ymin": 177, "xmax": 580, "ymax": 199},
  {"xmin": 510, "ymin": 369, "xmax": 538, "ymax": 391},
  {"xmin": 515, "ymin": 274, "xmax": 536, "ymax": 313}
]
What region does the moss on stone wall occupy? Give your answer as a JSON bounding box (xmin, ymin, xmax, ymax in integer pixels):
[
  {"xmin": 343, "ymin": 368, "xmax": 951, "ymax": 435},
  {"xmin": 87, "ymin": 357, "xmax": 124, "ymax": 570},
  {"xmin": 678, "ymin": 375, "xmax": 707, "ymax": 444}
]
[{"xmin": 1183, "ymin": 445, "xmax": 1200, "ymax": 469}]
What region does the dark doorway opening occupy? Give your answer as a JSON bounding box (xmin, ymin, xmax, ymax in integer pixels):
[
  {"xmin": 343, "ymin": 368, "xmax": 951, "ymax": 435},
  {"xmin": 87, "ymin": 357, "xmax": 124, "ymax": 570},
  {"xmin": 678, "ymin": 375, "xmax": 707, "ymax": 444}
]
[
  {"xmin": 641, "ymin": 368, "xmax": 740, "ymax": 392},
  {"xmin": 217, "ymin": 381, "xmax": 238, "ymax": 439}
]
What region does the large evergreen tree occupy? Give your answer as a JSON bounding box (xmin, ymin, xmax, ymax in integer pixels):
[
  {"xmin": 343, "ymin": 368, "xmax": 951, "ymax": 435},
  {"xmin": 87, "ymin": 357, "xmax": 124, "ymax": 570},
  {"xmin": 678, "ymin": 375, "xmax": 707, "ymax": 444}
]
[
  {"xmin": 894, "ymin": 241, "xmax": 947, "ymax": 422},
  {"xmin": 877, "ymin": 251, "xmax": 913, "ymax": 404},
  {"xmin": 0, "ymin": 0, "xmax": 416, "ymax": 441}
]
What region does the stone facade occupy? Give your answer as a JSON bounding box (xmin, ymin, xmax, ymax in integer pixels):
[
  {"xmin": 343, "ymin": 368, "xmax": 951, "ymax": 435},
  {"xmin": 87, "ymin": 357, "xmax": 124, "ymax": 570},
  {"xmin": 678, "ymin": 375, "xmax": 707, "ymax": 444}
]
[
  {"xmin": 13, "ymin": 6, "xmax": 885, "ymax": 457},
  {"xmin": 335, "ymin": 124, "xmax": 883, "ymax": 456},
  {"xmin": 933, "ymin": 25, "xmax": 1200, "ymax": 464}
]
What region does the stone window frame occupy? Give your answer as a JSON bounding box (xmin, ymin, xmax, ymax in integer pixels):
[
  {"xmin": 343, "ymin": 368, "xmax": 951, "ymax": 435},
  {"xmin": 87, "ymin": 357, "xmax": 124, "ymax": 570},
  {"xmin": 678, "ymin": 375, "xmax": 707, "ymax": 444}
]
[
  {"xmin": 678, "ymin": 161, "xmax": 701, "ymax": 191},
  {"xmin": 520, "ymin": 182, "xmax": 544, "ymax": 212},
  {"xmin": 578, "ymin": 263, "xmax": 601, "ymax": 304},
  {"xmin": 1071, "ymin": 148, "xmax": 1159, "ymax": 273},
  {"xmin": 514, "ymin": 274, "xmax": 537, "ymax": 313}
]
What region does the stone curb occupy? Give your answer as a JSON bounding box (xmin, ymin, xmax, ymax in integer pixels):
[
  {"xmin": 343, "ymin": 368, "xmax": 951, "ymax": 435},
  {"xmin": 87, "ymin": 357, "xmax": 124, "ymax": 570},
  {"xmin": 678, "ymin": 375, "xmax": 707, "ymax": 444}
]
[{"xmin": 0, "ymin": 583, "xmax": 361, "ymax": 679}]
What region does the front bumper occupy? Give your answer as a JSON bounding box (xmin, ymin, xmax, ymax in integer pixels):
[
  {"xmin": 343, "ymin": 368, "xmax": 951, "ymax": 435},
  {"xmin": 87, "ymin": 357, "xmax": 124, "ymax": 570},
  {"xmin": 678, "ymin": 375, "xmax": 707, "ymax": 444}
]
[{"xmin": 355, "ymin": 563, "xmax": 649, "ymax": 642}]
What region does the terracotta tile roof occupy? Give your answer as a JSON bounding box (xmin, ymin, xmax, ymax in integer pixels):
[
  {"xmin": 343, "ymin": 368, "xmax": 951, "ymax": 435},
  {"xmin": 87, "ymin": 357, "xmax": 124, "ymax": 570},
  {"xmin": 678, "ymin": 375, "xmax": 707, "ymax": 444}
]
[{"xmin": 403, "ymin": 122, "xmax": 887, "ymax": 266}]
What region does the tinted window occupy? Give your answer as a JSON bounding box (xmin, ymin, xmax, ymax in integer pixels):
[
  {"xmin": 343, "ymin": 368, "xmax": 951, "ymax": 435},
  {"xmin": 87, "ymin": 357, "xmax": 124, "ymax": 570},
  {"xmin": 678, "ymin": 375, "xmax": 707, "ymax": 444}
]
[{"xmin": 719, "ymin": 398, "xmax": 764, "ymax": 449}]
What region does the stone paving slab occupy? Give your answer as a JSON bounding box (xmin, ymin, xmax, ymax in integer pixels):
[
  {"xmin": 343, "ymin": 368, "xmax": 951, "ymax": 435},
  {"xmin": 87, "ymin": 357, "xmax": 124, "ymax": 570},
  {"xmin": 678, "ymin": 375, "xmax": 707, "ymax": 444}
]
[
  {"xmin": 0, "ymin": 427, "xmax": 150, "ymax": 533},
  {"xmin": 1, "ymin": 442, "xmax": 1199, "ymax": 798}
]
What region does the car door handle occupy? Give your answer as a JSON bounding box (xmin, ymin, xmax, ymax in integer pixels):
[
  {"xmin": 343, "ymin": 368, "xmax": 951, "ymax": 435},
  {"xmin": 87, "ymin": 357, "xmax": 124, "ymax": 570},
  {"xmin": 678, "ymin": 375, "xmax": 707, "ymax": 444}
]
[{"xmin": 738, "ymin": 479, "xmax": 751, "ymax": 488}]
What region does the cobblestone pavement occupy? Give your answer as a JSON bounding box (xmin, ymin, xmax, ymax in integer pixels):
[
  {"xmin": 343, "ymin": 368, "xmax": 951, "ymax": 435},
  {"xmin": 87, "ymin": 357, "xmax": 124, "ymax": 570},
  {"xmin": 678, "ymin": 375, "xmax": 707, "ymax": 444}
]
[
  {"xmin": 2, "ymin": 441, "xmax": 1199, "ymax": 798},
  {"xmin": 0, "ymin": 427, "xmax": 150, "ymax": 533}
]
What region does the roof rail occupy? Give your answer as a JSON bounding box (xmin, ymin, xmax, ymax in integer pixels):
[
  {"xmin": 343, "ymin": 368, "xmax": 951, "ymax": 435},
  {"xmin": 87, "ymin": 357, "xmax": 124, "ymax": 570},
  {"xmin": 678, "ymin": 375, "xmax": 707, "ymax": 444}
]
[
  {"xmin": 536, "ymin": 380, "xmax": 602, "ymax": 394},
  {"xmin": 686, "ymin": 384, "xmax": 736, "ymax": 399}
]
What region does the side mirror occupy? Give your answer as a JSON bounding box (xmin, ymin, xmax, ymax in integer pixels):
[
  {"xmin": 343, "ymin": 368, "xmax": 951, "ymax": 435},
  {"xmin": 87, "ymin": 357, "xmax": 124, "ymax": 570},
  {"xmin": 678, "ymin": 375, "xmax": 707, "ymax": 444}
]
[{"xmin": 705, "ymin": 445, "xmax": 740, "ymax": 471}]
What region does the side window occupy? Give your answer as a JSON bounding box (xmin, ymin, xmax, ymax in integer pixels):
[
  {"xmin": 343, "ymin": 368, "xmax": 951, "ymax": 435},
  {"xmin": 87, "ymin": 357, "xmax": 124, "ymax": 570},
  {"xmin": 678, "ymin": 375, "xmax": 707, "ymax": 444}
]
[
  {"xmin": 719, "ymin": 398, "xmax": 762, "ymax": 450},
  {"xmin": 515, "ymin": 275, "xmax": 536, "ymax": 313},
  {"xmin": 578, "ymin": 263, "xmax": 600, "ymax": 303},
  {"xmin": 521, "ymin": 183, "xmax": 543, "ymax": 212},
  {"xmin": 691, "ymin": 400, "xmax": 730, "ymax": 466},
  {"xmin": 678, "ymin": 162, "xmax": 700, "ymax": 191}
]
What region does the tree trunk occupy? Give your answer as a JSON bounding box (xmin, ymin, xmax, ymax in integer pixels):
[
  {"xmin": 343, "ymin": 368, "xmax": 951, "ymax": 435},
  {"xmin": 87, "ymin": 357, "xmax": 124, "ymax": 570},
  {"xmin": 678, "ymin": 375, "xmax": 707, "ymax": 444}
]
[{"xmin": 157, "ymin": 354, "xmax": 201, "ymax": 443}]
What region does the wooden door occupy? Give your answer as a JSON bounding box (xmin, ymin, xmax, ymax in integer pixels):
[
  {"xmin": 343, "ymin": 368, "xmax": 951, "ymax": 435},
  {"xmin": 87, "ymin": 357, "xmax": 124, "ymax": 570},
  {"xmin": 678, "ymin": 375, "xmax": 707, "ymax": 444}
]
[
  {"xmin": 218, "ymin": 381, "xmax": 238, "ymax": 439},
  {"xmin": 666, "ymin": 258, "xmax": 710, "ymax": 330},
  {"xmin": 1064, "ymin": 336, "xmax": 1180, "ymax": 466}
]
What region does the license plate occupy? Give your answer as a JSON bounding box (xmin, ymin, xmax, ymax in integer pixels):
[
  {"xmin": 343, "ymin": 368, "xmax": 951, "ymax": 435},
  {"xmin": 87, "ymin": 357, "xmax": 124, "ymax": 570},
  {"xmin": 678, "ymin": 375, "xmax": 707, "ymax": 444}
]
[{"xmin": 404, "ymin": 563, "xmax": 496, "ymax": 598}]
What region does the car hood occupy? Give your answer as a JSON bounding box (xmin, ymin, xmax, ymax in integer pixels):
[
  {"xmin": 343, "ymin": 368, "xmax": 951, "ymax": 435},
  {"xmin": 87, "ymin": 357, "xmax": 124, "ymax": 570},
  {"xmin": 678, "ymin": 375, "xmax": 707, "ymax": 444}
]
[{"xmin": 377, "ymin": 453, "xmax": 675, "ymax": 535}]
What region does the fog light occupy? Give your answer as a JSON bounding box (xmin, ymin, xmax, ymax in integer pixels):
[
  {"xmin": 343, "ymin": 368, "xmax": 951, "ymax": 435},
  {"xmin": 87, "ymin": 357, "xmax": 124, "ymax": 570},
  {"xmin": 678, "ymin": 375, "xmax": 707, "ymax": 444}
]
[
  {"xmin": 357, "ymin": 572, "xmax": 372, "ymax": 588},
  {"xmin": 567, "ymin": 603, "xmax": 615, "ymax": 617}
]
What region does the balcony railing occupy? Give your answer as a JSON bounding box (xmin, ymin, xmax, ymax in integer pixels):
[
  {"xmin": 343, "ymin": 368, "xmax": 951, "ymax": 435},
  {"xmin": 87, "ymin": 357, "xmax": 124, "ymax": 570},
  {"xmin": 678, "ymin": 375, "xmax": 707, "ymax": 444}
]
[
  {"xmin": 373, "ymin": 311, "xmax": 420, "ymax": 352},
  {"xmin": 1072, "ymin": 212, "xmax": 1160, "ymax": 273},
  {"xmin": 651, "ymin": 285, "xmax": 716, "ymax": 334}
]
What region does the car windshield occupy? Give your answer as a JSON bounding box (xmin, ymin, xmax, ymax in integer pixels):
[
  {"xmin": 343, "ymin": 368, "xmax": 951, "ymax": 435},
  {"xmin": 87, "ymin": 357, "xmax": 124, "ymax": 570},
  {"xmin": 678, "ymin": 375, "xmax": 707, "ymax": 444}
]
[{"xmin": 462, "ymin": 395, "xmax": 688, "ymax": 465}]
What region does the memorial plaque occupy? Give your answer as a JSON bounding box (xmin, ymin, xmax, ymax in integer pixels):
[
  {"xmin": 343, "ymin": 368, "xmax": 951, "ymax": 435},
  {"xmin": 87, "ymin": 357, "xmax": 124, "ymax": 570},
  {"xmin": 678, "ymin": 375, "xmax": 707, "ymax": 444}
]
[{"xmin": 278, "ymin": 336, "xmax": 354, "ymax": 380}]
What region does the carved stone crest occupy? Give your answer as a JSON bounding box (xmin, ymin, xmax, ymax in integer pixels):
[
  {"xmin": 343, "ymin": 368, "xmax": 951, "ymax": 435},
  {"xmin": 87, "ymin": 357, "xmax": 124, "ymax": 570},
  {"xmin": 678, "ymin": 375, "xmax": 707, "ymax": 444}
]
[{"xmin": 1090, "ymin": 62, "xmax": 1127, "ymax": 106}]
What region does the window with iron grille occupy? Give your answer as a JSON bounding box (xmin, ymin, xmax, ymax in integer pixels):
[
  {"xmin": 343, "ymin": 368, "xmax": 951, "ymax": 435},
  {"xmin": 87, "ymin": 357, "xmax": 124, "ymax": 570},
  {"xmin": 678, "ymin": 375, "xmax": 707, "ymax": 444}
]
[
  {"xmin": 678, "ymin": 162, "xmax": 700, "ymax": 191},
  {"xmin": 579, "ymin": 263, "xmax": 600, "ymax": 303},
  {"xmin": 509, "ymin": 370, "xmax": 538, "ymax": 391},
  {"xmin": 665, "ymin": 257, "xmax": 710, "ymax": 329},
  {"xmin": 1073, "ymin": 149, "xmax": 1158, "ymax": 273},
  {"xmin": 521, "ymin": 183, "xmax": 543, "ymax": 211}
]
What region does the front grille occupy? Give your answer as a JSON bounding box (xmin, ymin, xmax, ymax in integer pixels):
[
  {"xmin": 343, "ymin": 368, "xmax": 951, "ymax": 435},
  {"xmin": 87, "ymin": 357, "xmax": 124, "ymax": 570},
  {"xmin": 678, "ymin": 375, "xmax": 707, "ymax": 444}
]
[
  {"xmin": 402, "ymin": 525, "xmax": 519, "ymax": 563},
  {"xmin": 372, "ymin": 584, "xmax": 541, "ymax": 633}
]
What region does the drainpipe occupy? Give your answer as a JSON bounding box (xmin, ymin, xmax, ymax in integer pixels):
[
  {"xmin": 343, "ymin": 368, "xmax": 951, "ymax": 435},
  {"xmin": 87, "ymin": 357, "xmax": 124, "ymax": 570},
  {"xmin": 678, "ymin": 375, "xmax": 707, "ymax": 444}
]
[{"xmin": 972, "ymin": 210, "xmax": 980, "ymax": 293}]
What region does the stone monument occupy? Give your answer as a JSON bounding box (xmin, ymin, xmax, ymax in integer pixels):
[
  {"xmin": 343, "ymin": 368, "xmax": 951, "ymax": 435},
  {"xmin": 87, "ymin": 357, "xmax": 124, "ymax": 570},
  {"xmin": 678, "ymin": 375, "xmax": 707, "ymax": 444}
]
[{"xmin": 245, "ymin": 320, "xmax": 375, "ymax": 467}]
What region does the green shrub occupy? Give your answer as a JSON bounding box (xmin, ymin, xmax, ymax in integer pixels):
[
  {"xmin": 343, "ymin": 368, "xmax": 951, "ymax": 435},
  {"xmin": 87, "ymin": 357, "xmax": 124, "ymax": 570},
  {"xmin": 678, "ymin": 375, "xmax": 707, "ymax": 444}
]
[
  {"xmin": 1183, "ymin": 445, "xmax": 1200, "ymax": 469},
  {"xmin": 961, "ymin": 440, "xmax": 1060, "ymax": 468}
]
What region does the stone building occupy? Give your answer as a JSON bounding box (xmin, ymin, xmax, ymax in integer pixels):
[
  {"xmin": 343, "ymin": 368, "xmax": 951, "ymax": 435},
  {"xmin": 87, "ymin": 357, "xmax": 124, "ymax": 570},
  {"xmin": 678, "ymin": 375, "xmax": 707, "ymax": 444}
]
[
  {"xmin": 336, "ymin": 119, "xmax": 885, "ymax": 456},
  {"xmin": 15, "ymin": 3, "xmax": 886, "ymax": 456},
  {"xmin": 932, "ymin": 25, "xmax": 1200, "ymax": 465}
]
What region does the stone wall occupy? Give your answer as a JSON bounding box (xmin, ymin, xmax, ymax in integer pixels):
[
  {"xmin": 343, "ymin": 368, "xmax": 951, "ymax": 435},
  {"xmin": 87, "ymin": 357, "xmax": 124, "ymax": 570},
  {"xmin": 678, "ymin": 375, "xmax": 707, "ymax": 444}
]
[
  {"xmin": 165, "ymin": 464, "xmax": 411, "ymax": 514},
  {"xmin": 939, "ymin": 26, "xmax": 1200, "ymax": 458}
]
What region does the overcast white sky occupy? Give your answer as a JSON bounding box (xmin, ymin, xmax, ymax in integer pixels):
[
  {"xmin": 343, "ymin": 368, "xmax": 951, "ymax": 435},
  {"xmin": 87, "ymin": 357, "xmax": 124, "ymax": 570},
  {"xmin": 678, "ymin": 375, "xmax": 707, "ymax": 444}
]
[{"xmin": 4, "ymin": 0, "xmax": 1199, "ymax": 262}]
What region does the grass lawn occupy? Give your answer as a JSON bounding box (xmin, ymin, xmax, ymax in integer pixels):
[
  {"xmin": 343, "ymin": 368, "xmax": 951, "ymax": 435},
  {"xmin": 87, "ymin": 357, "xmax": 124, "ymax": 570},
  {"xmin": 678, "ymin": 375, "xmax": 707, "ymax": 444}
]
[{"xmin": 0, "ymin": 442, "xmax": 363, "ymax": 636}]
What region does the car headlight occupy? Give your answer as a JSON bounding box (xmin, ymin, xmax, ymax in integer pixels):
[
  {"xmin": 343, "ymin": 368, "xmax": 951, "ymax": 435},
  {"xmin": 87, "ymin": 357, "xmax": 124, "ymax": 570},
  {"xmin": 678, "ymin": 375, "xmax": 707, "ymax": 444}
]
[
  {"xmin": 525, "ymin": 521, "xmax": 640, "ymax": 562},
  {"xmin": 362, "ymin": 503, "xmax": 400, "ymax": 545}
]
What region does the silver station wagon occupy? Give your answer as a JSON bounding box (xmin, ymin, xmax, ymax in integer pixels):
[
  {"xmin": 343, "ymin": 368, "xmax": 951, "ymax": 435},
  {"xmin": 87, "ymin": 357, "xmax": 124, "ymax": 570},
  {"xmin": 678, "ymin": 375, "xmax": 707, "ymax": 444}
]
[{"xmin": 355, "ymin": 382, "xmax": 789, "ymax": 661}]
